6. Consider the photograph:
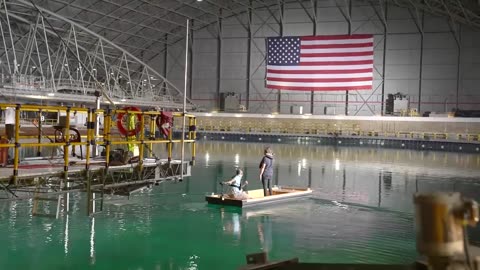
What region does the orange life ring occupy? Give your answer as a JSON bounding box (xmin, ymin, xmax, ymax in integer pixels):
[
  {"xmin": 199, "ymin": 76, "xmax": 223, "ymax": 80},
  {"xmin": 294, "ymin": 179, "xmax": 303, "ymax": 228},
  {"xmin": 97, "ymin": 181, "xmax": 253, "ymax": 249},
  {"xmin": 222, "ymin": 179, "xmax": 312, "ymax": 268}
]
[{"xmin": 116, "ymin": 106, "xmax": 142, "ymax": 137}]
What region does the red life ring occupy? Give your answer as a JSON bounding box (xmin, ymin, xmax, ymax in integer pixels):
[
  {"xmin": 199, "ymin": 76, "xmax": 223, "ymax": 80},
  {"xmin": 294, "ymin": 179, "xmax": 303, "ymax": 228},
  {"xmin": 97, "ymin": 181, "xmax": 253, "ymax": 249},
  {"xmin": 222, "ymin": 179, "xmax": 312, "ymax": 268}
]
[{"xmin": 116, "ymin": 106, "xmax": 142, "ymax": 136}]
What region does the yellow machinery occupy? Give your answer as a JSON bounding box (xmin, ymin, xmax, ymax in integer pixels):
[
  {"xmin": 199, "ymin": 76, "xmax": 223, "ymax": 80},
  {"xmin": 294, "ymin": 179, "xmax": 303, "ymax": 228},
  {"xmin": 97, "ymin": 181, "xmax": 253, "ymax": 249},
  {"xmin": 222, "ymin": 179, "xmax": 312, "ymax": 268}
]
[{"xmin": 415, "ymin": 192, "xmax": 479, "ymax": 270}]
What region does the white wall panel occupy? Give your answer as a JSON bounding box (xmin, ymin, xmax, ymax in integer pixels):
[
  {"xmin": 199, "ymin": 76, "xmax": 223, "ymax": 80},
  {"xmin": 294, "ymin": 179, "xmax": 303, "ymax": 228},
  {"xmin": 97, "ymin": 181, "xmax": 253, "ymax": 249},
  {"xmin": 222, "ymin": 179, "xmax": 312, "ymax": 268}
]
[
  {"xmin": 424, "ymin": 33, "xmax": 457, "ymax": 49},
  {"xmin": 317, "ymin": 7, "xmax": 347, "ymax": 22},
  {"xmin": 424, "ymin": 16, "xmax": 450, "ymax": 32},
  {"xmin": 423, "ymin": 49, "xmax": 458, "ymax": 65},
  {"xmin": 387, "ymin": 20, "xmax": 420, "ymax": 33},
  {"xmin": 385, "ymin": 65, "xmax": 420, "ymax": 79},
  {"xmin": 385, "ymin": 50, "xmax": 421, "ymax": 65},
  {"xmin": 422, "ymin": 65, "xmax": 458, "ymax": 80},
  {"xmin": 315, "ymin": 22, "xmax": 349, "ymax": 34},
  {"xmin": 351, "ymin": 21, "xmax": 384, "ymax": 35},
  {"xmin": 284, "ymin": 23, "xmax": 316, "ymax": 36},
  {"xmin": 384, "ymin": 79, "xmax": 421, "ymax": 96},
  {"xmin": 285, "ymin": 8, "xmax": 313, "ymax": 23}
]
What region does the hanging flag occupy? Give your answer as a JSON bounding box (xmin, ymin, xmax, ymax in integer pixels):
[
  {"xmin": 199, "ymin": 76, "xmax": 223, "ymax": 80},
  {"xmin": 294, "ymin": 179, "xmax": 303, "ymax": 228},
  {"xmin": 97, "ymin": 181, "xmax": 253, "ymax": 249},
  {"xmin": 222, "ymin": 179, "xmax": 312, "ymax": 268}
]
[{"xmin": 266, "ymin": 34, "xmax": 374, "ymax": 91}]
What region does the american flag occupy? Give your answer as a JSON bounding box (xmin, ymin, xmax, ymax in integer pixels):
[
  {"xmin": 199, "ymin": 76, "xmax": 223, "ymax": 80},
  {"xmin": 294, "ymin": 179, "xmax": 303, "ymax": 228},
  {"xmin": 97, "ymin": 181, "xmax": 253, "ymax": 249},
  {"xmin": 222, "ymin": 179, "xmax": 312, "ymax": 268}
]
[{"xmin": 266, "ymin": 34, "xmax": 374, "ymax": 91}]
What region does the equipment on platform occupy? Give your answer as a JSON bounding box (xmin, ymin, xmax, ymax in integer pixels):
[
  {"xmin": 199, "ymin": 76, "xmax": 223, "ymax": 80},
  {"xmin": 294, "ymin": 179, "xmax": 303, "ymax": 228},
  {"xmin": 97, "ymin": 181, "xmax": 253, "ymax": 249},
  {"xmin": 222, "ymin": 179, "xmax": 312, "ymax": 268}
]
[
  {"xmin": 219, "ymin": 92, "xmax": 243, "ymax": 112},
  {"xmin": 324, "ymin": 106, "xmax": 337, "ymax": 115},
  {"xmin": 290, "ymin": 105, "xmax": 303, "ymax": 115},
  {"xmin": 386, "ymin": 92, "xmax": 409, "ymax": 116},
  {"xmin": 55, "ymin": 116, "xmax": 83, "ymax": 158},
  {"xmin": 452, "ymin": 109, "xmax": 480, "ymax": 118}
]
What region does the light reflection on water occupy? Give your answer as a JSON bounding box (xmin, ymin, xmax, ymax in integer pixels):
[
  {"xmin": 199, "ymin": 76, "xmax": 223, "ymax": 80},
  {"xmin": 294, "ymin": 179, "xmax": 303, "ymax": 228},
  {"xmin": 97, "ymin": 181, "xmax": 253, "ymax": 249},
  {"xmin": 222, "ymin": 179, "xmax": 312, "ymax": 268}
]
[{"xmin": 0, "ymin": 141, "xmax": 479, "ymax": 269}]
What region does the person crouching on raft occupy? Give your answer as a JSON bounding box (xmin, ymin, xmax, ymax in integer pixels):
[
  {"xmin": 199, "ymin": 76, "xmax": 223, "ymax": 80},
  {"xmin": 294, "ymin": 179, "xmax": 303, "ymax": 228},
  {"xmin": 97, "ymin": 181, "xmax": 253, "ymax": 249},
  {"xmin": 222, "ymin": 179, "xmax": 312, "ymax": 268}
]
[{"xmin": 221, "ymin": 169, "xmax": 250, "ymax": 199}]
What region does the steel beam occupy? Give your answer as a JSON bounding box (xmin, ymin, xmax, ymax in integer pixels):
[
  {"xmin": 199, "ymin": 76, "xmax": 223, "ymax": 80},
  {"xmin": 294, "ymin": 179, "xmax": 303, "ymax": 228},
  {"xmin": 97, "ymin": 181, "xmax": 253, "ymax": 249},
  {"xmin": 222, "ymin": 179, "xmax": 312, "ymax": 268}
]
[{"xmin": 216, "ymin": 9, "xmax": 222, "ymax": 110}]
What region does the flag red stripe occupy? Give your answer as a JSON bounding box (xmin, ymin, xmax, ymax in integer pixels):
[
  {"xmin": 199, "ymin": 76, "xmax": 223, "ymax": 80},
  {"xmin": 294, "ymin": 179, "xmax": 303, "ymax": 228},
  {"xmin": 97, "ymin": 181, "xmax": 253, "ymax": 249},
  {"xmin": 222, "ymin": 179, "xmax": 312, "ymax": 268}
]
[
  {"xmin": 267, "ymin": 77, "xmax": 373, "ymax": 83},
  {"xmin": 267, "ymin": 35, "xmax": 374, "ymax": 92},
  {"xmin": 301, "ymin": 42, "xmax": 373, "ymax": 49},
  {"xmin": 299, "ymin": 60, "xmax": 374, "ymax": 66},
  {"xmin": 300, "ymin": 51, "xmax": 373, "ymax": 57},
  {"xmin": 267, "ymin": 68, "xmax": 373, "ymax": 74},
  {"xmin": 301, "ymin": 35, "xmax": 373, "ymax": 40},
  {"xmin": 266, "ymin": 85, "xmax": 372, "ymax": 91}
]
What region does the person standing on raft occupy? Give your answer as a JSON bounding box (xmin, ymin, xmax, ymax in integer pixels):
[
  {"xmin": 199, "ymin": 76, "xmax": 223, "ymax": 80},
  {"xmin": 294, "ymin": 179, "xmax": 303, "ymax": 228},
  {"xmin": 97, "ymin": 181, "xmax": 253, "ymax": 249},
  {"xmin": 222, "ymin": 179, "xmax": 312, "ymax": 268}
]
[{"xmin": 259, "ymin": 147, "xmax": 274, "ymax": 196}]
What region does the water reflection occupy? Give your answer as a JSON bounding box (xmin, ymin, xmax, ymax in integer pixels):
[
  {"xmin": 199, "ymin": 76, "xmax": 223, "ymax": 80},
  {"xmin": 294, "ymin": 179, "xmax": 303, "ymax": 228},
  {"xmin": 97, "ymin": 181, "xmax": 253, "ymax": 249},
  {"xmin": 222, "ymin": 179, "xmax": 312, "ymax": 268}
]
[
  {"xmin": 221, "ymin": 208, "xmax": 241, "ymax": 238},
  {"xmin": 64, "ymin": 215, "xmax": 69, "ymax": 255},
  {"xmin": 90, "ymin": 217, "xmax": 95, "ymax": 264},
  {"xmin": 0, "ymin": 141, "xmax": 479, "ymax": 268},
  {"xmin": 195, "ymin": 141, "xmax": 480, "ymax": 213},
  {"xmin": 257, "ymin": 216, "xmax": 272, "ymax": 253}
]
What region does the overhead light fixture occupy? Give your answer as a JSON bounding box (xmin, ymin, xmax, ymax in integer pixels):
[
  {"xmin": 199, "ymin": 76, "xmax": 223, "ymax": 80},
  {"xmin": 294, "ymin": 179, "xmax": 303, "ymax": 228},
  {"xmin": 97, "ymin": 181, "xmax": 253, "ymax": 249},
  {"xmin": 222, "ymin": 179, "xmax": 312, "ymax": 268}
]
[
  {"xmin": 47, "ymin": 93, "xmax": 55, "ymax": 97},
  {"xmin": 92, "ymin": 68, "xmax": 97, "ymax": 71},
  {"xmin": 197, "ymin": 0, "xmax": 203, "ymax": 2},
  {"xmin": 121, "ymin": 98, "xmax": 126, "ymax": 102}
]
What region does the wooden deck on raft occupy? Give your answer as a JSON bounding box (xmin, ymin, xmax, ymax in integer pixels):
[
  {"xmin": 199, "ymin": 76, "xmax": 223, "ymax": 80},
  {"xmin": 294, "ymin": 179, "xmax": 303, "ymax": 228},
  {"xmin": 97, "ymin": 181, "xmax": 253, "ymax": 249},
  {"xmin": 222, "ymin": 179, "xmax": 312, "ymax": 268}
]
[{"xmin": 206, "ymin": 187, "xmax": 312, "ymax": 208}]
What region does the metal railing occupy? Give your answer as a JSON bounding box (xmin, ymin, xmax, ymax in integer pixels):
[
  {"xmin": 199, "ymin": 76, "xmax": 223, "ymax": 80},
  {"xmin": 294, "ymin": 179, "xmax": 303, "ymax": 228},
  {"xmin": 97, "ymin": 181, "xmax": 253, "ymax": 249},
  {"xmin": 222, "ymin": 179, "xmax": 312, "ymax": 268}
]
[{"xmin": 0, "ymin": 104, "xmax": 197, "ymax": 185}]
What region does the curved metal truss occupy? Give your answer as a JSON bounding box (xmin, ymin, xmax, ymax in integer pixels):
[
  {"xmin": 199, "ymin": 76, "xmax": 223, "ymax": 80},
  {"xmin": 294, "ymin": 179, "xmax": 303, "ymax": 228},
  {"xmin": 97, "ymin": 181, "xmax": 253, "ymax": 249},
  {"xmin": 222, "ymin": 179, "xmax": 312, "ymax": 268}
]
[
  {"xmin": 387, "ymin": 0, "xmax": 480, "ymax": 29},
  {"xmin": 0, "ymin": 0, "xmax": 195, "ymax": 109}
]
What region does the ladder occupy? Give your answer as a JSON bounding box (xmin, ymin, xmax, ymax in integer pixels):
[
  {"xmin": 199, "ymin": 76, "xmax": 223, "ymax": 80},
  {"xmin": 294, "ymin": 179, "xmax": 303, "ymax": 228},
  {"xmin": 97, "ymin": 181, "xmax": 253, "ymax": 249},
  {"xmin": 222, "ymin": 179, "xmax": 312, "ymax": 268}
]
[
  {"xmin": 31, "ymin": 179, "xmax": 66, "ymax": 219},
  {"xmin": 87, "ymin": 171, "xmax": 104, "ymax": 216}
]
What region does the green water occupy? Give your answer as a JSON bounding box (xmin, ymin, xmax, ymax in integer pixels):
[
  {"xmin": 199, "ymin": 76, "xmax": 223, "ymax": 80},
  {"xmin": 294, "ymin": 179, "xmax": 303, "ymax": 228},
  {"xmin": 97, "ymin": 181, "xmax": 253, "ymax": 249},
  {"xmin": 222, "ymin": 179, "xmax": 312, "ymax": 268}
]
[{"xmin": 1, "ymin": 141, "xmax": 480, "ymax": 269}]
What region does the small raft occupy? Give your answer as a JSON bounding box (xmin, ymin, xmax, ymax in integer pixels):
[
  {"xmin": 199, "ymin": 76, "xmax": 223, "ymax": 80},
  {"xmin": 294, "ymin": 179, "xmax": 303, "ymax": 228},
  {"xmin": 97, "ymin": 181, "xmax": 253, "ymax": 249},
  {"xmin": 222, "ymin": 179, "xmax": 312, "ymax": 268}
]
[{"xmin": 206, "ymin": 186, "xmax": 312, "ymax": 208}]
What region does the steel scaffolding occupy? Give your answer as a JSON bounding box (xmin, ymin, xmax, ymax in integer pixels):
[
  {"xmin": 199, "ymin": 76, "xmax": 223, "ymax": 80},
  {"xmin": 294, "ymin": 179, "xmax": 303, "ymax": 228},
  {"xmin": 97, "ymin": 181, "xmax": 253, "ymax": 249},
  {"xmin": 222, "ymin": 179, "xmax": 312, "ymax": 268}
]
[{"xmin": 0, "ymin": 0, "xmax": 195, "ymax": 109}]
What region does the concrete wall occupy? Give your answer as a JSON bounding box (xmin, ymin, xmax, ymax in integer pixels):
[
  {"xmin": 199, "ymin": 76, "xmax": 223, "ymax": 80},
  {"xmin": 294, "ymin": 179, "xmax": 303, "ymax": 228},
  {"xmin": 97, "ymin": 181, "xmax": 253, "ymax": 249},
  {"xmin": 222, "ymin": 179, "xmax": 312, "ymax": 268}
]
[{"xmin": 152, "ymin": 1, "xmax": 480, "ymax": 115}]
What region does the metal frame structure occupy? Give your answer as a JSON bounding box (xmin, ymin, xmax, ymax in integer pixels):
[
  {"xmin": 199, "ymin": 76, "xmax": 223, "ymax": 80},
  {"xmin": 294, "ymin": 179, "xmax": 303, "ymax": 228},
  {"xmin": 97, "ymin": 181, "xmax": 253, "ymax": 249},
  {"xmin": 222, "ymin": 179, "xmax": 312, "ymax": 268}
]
[
  {"xmin": 0, "ymin": 0, "xmax": 195, "ymax": 109},
  {"xmin": 0, "ymin": 103, "xmax": 197, "ymax": 216}
]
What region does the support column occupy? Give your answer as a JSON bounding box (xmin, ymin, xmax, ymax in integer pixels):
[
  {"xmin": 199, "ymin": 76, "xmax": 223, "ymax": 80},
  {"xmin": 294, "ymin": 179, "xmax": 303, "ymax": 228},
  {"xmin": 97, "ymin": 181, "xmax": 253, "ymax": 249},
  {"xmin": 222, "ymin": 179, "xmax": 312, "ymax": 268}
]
[
  {"xmin": 345, "ymin": 0, "xmax": 352, "ymax": 116},
  {"xmin": 310, "ymin": 0, "xmax": 318, "ymax": 114},
  {"xmin": 37, "ymin": 110, "xmax": 42, "ymax": 156},
  {"xmin": 417, "ymin": 11, "xmax": 425, "ymax": 113},
  {"xmin": 63, "ymin": 108, "xmax": 70, "ymax": 213},
  {"xmin": 188, "ymin": 20, "xmax": 194, "ymax": 100},
  {"xmin": 380, "ymin": 4, "xmax": 388, "ymax": 115},
  {"xmin": 277, "ymin": 2, "xmax": 285, "ymax": 114},
  {"xmin": 163, "ymin": 34, "xmax": 168, "ymax": 94},
  {"xmin": 455, "ymin": 25, "xmax": 462, "ymax": 110},
  {"xmin": 86, "ymin": 109, "xmax": 93, "ymax": 216},
  {"xmin": 246, "ymin": 0, "xmax": 253, "ymax": 111},
  {"xmin": 216, "ymin": 9, "xmax": 223, "ymax": 110},
  {"xmin": 92, "ymin": 91, "xmax": 101, "ymax": 157}
]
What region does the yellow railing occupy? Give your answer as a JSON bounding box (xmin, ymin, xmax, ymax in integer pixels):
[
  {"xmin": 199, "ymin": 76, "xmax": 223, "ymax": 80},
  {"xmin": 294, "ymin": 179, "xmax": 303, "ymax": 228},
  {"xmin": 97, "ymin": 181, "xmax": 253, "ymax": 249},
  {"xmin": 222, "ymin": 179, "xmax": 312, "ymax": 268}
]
[
  {"xmin": 0, "ymin": 104, "xmax": 196, "ymax": 184},
  {"xmin": 194, "ymin": 116, "xmax": 479, "ymax": 142}
]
